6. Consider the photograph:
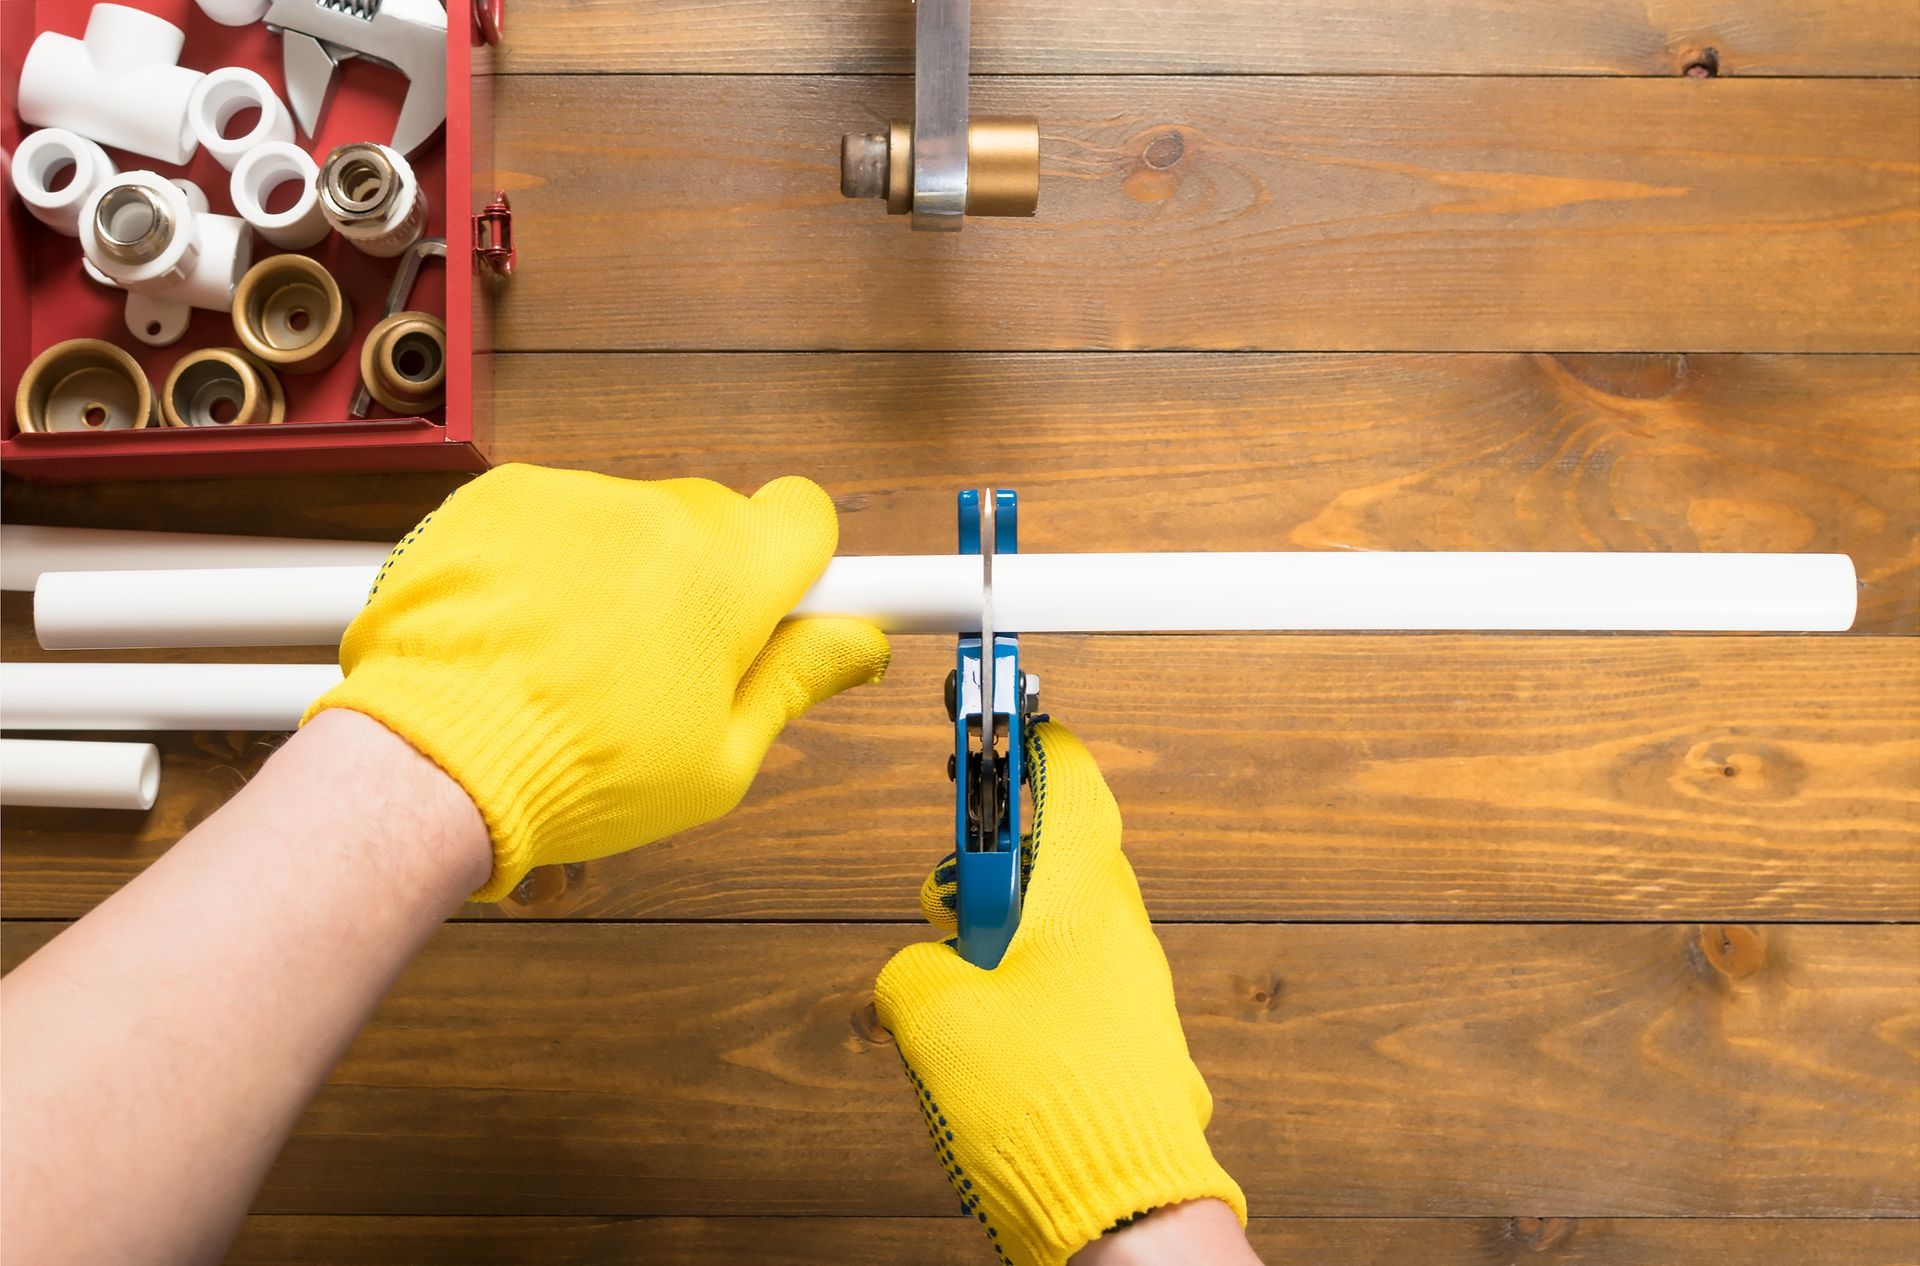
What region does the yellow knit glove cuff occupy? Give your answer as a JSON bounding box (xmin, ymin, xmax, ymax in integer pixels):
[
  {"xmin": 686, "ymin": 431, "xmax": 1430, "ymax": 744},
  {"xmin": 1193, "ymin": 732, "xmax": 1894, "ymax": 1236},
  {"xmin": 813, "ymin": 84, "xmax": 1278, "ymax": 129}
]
[
  {"xmin": 302, "ymin": 465, "xmax": 889, "ymax": 902},
  {"xmin": 875, "ymin": 722, "xmax": 1245, "ymax": 1266}
]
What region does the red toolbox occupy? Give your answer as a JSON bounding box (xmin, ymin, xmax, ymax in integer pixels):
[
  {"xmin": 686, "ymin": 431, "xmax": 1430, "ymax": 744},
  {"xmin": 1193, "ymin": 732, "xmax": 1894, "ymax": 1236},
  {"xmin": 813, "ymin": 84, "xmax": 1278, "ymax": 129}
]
[{"xmin": 0, "ymin": 0, "xmax": 504, "ymax": 480}]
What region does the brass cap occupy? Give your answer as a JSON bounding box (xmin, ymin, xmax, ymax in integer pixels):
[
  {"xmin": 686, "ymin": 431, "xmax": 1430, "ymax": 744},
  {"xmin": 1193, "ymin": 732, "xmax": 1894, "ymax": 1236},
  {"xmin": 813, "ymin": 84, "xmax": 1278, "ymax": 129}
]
[
  {"xmin": 359, "ymin": 310, "xmax": 448, "ymax": 415},
  {"xmin": 160, "ymin": 348, "xmax": 286, "ymax": 427},
  {"xmin": 232, "ymin": 254, "xmax": 352, "ymax": 374},
  {"xmin": 13, "ymin": 338, "xmax": 152, "ymax": 433},
  {"xmin": 966, "ymin": 116, "xmax": 1040, "ymax": 217}
]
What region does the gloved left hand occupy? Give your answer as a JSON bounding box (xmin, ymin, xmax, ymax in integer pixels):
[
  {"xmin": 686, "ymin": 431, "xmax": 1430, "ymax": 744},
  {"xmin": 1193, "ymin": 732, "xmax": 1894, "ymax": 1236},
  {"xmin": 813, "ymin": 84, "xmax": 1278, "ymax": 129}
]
[{"xmin": 303, "ymin": 463, "xmax": 891, "ymax": 901}]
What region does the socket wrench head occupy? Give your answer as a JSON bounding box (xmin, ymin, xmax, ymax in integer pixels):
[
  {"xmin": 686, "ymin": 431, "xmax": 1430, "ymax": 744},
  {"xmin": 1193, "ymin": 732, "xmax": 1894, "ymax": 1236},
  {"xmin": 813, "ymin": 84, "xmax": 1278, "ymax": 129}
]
[
  {"xmin": 14, "ymin": 338, "xmax": 153, "ymax": 432},
  {"xmin": 231, "ymin": 254, "xmax": 352, "ymax": 374},
  {"xmin": 160, "ymin": 347, "xmax": 286, "ymax": 426}
]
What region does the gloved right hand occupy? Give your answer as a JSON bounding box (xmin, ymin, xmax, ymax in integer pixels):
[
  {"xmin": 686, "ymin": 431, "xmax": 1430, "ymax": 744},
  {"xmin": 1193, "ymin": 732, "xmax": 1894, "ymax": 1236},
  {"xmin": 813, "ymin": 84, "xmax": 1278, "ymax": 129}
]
[{"xmin": 873, "ymin": 721, "xmax": 1245, "ymax": 1266}]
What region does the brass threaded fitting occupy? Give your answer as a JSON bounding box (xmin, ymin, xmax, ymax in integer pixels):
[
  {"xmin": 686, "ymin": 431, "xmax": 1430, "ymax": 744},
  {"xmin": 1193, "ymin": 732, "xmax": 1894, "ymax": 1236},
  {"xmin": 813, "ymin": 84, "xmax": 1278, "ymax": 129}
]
[
  {"xmin": 14, "ymin": 338, "xmax": 153, "ymax": 433},
  {"xmin": 232, "ymin": 253, "xmax": 352, "ymax": 374},
  {"xmin": 359, "ymin": 310, "xmax": 447, "ymax": 414},
  {"xmin": 160, "ymin": 347, "xmax": 286, "ymax": 427}
]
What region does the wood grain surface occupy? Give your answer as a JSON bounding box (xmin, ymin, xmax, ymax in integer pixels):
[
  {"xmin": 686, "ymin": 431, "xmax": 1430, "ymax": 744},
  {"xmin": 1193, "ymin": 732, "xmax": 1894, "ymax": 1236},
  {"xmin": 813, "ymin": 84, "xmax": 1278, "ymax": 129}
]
[
  {"xmin": 5, "ymin": 921, "xmax": 1914, "ymax": 1218},
  {"xmin": 489, "ymin": 77, "xmax": 1920, "ymax": 352},
  {"xmin": 224, "ymin": 1214, "xmax": 1920, "ymax": 1266},
  {"xmin": 493, "ymin": 0, "xmax": 1920, "ymax": 77},
  {"xmin": 7, "ymin": 632, "xmax": 1914, "ymax": 923}
]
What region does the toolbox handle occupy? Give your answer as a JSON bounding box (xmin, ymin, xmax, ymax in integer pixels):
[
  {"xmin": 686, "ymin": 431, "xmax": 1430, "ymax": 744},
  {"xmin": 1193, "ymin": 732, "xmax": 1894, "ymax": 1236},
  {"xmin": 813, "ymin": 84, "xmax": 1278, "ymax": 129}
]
[{"xmin": 472, "ymin": 0, "xmax": 504, "ymax": 47}]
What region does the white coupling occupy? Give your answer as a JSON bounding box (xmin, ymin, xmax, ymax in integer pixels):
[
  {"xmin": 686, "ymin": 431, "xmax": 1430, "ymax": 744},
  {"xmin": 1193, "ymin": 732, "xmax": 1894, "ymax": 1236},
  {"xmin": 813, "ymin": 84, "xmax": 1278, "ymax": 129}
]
[
  {"xmin": 230, "ymin": 143, "xmax": 329, "ymax": 250},
  {"xmin": 318, "ymin": 143, "xmax": 427, "ymax": 257},
  {"xmin": 78, "ymin": 173, "xmax": 255, "ymax": 348},
  {"xmin": 192, "ymin": 0, "xmax": 273, "ymax": 25},
  {"xmin": 10, "ymin": 128, "xmax": 119, "ymax": 236},
  {"xmin": 16, "ymin": 4, "xmax": 205, "ymax": 166},
  {"xmin": 188, "ymin": 68, "xmax": 296, "ymax": 170}
]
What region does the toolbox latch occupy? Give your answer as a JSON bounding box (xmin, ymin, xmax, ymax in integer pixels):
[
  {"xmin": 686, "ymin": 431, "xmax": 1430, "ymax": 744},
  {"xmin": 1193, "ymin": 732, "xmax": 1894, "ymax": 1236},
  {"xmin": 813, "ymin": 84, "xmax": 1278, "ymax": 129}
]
[{"xmin": 473, "ymin": 191, "xmax": 515, "ymax": 281}]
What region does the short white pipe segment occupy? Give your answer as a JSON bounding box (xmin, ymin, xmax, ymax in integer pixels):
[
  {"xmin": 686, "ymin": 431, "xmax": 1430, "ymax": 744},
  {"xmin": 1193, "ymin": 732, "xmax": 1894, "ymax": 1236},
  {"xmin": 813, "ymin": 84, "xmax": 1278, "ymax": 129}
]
[
  {"xmin": 0, "ymin": 524, "xmax": 393, "ymax": 591},
  {"xmin": 32, "ymin": 552, "xmax": 1859, "ymax": 650},
  {"xmin": 0, "ymin": 738, "xmax": 161, "ymax": 810},
  {"xmin": 0, "ymin": 662, "xmax": 343, "ymax": 731}
]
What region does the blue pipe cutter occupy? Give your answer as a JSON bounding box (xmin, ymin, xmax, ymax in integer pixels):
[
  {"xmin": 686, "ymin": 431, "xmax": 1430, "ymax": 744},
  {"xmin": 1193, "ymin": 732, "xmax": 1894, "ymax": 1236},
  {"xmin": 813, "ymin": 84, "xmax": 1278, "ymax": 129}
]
[{"xmin": 947, "ymin": 489, "xmax": 1037, "ymax": 968}]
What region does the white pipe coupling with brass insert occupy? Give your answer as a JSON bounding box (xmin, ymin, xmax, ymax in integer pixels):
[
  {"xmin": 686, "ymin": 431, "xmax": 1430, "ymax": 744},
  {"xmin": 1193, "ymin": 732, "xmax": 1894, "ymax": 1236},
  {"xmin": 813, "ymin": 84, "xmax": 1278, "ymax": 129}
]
[
  {"xmin": 13, "ymin": 338, "xmax": 154, "ymax": 433},
  {"xmin": 160, "ymin": 348, "xmax": 286, "ymax": 427},
  {"xmin": 232, "ymin": 254, "xmax": 353, "ymax": 374},
  {"xmin": 838, "ymin": 0, "xmax": 1037, "ymax": 228},
  {"xmin": 78, "ymin": 172, "xmax": 253, "ymax": 347},
  {"xmin": 317, "ymin": 142, "xmax": 427, "ymax": 257}
]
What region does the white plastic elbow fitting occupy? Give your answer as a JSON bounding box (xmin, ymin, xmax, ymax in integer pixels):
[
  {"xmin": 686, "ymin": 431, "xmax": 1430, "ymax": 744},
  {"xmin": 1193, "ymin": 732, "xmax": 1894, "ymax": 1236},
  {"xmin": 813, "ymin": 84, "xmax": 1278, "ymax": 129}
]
[
  {"xmin": 16, "ymin": 4, "xmax": 205, "ymax": 166},
  {"xmin": 193, "ymin": 0, "xmax": 272, "ymax": 25},
  {"xmin": 188, "ymin": 68, "xmax": 296, "ymax": 170},
  {"xmin": 10, "ymin": 128, "xmax": 119, "ymax": 236},
  {"xmin": 230, "ymin": 143, "xmax": 329, "ymax": 249},
  {"xmin": 318, "ymin": 143, "xmax": 427, "ymax": 258},
  {"xmin": 78, "ymin": 173, "xmax": 255, "ymax": 348}
]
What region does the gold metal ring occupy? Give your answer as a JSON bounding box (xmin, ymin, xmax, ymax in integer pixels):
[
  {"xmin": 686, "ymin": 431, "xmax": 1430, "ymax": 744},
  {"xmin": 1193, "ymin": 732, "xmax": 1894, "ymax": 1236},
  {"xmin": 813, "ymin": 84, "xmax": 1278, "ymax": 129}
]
[
  {"xmin": 159, "ymin": 347, "xmax": 287, "ymax": 427},
  {"xmin": 359, "ymin": 310, "xmax": 448, "ymax": 414},
  {"xmin": 13, "ymin": 338, "xmax": 153, "ymax": 433},
  {"xmin": 231, "ymin": 254, "xmax": 353, "ymax": 374}
]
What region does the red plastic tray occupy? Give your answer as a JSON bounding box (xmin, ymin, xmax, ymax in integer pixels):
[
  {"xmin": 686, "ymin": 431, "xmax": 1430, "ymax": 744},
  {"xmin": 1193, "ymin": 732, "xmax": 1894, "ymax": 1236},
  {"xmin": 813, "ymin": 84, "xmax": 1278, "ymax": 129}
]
[{"xmin": 0, "ymin": 0, "xmax": 498, "ymax": 479}]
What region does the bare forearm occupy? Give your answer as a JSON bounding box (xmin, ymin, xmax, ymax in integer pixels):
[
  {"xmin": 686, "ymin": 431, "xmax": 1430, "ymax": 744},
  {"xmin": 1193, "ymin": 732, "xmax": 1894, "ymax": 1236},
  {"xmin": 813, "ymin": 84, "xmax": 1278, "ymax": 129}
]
[
  {"xmin": 1071, "ymin": 1200, "xmax": 1265, "ymax": 1266},
  {"xmin": 0, "ymin": 710, "xmax": 488, "ymax": 1266}
]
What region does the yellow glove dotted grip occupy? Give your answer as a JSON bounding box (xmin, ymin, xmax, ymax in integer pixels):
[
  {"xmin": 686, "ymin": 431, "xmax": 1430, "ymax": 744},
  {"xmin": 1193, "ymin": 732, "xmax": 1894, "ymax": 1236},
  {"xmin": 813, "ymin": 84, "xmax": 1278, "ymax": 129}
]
[
  {"xmin": 302, "ymin": 464, "xmax": 890, "ymax": 902},
  {"xmin": 874, "ymin": 721, "xmax": 1246, "ymax": 1266}
]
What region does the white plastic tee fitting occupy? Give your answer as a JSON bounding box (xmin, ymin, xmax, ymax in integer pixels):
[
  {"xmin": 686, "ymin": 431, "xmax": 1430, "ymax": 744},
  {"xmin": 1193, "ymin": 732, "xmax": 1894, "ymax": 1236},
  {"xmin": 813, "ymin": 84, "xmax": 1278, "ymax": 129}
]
[
  {"xmin": 16, "ymin": 4, "xmax": 205, "ymax": 166},
  {"xmin": 230, "ymin": 143, "xmax": 329, "ymax": 249},
  {"xmin": 192, "ymin": 0, "xmax": 272, "ymax": 25},
  {"xmin": 188, "ymin": 68, "xmax": 296, "ymax": 170},
  {"xmin": 78, "ymin": 172, "xmax": 255, "ymax": 348},
  {"xmin": 318, "ymin": 143, "xmax": 427, "ymax": 257},
  {"xmin": 10, "ymin": 128, "xmax": 119, "ymax": 236}
]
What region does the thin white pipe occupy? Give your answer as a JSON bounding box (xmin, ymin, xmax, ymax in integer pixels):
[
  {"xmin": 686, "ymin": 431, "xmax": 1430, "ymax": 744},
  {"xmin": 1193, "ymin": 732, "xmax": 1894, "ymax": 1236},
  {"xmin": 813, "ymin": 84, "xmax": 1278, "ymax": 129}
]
[
  {"xmin": 1, "ymin": 738, "xmax": 160, "ymax": 810},
  {"xmin": 32, "ymin": 552, "xmax": 1858, "ymax": 650},
  {"xmin": 1, "ymin": 525, "xmax": 392, "ymax": 591},
  {"xmin": 0, "ymin": 662, "xmax": 342, "ymax": 731}
]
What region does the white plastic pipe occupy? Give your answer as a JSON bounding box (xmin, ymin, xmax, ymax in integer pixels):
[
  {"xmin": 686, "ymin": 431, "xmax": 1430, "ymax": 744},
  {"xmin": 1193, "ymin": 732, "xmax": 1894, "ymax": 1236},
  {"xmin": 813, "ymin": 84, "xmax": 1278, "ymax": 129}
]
[
  {"xmin": 193, "ymin": 0, "xmax": 272, "ymax": 26},
  {"xmin": 0, "ymin": 738, "xmax": 160, "ymax": 810},
  {"xmin": 0, "ymin": 662, "xmax": 341, "ymax": 731},
  {"xmin": 188, "ymin": 68, "xmax": 296, "ymax": 170},
  {"xmin": 10, "ymin": 128, "xmax": 119, "ymax": 236},
  {"xmin": 230, "ymin": 143, "xmax": 330, "ymax": 249},
  {"xmin": 33, "ymin": 552, "xmax": 1859, "ymax": 650},
  {"xmin": 16, "ymin": 5, "xmax": 205, "ymax": 165},
  {"xmin": 0, "ymin": 525, "xmax": 393, "ymax": 591}
]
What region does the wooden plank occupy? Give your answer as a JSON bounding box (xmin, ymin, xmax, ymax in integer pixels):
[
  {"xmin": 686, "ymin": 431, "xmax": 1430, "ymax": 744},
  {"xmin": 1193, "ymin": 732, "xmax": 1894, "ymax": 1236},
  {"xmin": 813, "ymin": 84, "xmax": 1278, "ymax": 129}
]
[
  {"xmin": 5, "ymin": 631, "xmax": 1914, "ymax": 922},
  {"xmin": 224, "ymin": 1214, "xmax": 1920, "ymax": 1265},
  {"xmin": 6, "ymin": 922, "xmax": 1915, "ymax": 1217},
  {"xmin": 490, "ymin": 77, "xmax": 1920, "ymax": 353},
  {"xmin": 494, "ymin": 0, "xmax": 1920, "ymax": 76},
  {"xmin": 7, "ymin": 354, "xmax": 1913, "ymax": 631}
]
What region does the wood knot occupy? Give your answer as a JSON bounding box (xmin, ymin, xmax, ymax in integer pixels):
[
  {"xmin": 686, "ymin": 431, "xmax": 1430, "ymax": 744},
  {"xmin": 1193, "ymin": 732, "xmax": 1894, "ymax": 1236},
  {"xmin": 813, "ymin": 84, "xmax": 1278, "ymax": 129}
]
[
  {"xmin": 508, "ymin": 862, "xmax": 576, "ymax": 907},
  {"xmin": 1674, "ymin": 736, "xmax": 1808, "ymax": 804},
  {"xmin": 1544, "ymin": 353, "xmax": 1690, "ymax": 400},
  {"xmin": 1233, "ymin": 972, "xmax": 1284, "ymax": 1016},
  {"xmin": 850, "ymin": 999, "xmax": 893, "ymax": 1047},
  {"xmin": 1504, "ymin": 1217, "xmax": 1577, "ymax": 1252},
  {"xmin": 1698, "ymin": 925, "xmax": 1766, "ymax": 980},
  {"xmin": 1681, "ymin": 47, "xmax": 1721, "ymax": 78},
  {"xmin": 1143, "ymin": 131, "xmax": 1185, "ymax": 170}
]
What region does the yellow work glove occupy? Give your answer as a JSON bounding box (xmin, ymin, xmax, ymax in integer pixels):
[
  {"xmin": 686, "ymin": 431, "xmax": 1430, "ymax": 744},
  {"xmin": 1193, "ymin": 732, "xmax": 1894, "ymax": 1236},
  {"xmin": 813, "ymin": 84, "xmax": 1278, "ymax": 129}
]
[
  {"xmin": 874, "ymin": 721, "xmax": 1245, "ymax": 1266},
  {"xmin": 302, "ymin": 463, "xmax": 890, "ymax": 902}
]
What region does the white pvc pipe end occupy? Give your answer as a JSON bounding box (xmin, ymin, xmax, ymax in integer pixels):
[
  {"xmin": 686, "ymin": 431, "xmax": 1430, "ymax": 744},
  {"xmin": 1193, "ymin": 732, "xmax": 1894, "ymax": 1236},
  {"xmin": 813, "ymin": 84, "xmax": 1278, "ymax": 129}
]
[
  {"xmin": 0, "ymin": 738, "xmax": 160, "ymax": 811},
  {"xmin": 189, "ymin": 68, "xmax": 296, "ymax": 171},
  {"xmin": 193, "ymin": 0, "xmax": 273, "ymax": 25},
  {"xmin": 10, "ymin": 128, "xmax": 119, "ymax": 236},
  {"xmin": 231, "ymin": 142, "xmax": 328, "ymax": 249}
]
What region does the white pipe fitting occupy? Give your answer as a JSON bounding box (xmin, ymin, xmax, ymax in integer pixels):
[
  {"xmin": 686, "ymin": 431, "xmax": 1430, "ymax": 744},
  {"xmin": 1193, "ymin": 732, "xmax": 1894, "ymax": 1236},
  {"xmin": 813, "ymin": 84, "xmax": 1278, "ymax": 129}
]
[
  {"xmin": 230, "ymin": 143, "xmax": 328, "ymax": 249},
  {"xmin": 16, "ymin": 4, "xmax": 205, "ymax": 166},
  {"xmin": 193, "ymin": 0, "xmax": 272, "ymax": 26},
  {"xmin": 78, "ymin": 173, "xmax": 255, "ymax": 348},
  {"xmin": 188, "ymin": 68, "xmax": 296, "ymax": 171},
  {"xmin": 318, "ymin": 143, "xmax": 427, "ymax": 257},
  {"xmin": 10, "ymin": 128, "xmax": 118, "ymax": 236}
]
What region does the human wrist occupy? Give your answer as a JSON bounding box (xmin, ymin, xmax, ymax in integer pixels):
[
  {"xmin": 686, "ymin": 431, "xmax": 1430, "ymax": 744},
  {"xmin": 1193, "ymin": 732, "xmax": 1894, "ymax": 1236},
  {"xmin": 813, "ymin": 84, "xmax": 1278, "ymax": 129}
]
[
  {"xmin": 1069, "ymin": 1200, "xmax": 1261, "ymax": 1266},
  {"xmin": 282, "ymin": 708, "xmax": 492, "ymax": 902}
]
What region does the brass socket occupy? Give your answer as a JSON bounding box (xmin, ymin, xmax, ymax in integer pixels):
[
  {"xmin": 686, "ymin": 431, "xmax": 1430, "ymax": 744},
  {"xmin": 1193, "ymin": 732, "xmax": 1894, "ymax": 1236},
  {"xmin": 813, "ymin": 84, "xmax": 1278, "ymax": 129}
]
[
  {"xmin": 160, "ymin": 348, "xmax": 286, "ymax": 427},
  {"xmin": 232, "ymin": 254, "xmax": 353, "ymax": 375},
  {"xmin": 838, "ymin": 116, "xmax": 1038, "ymax": 218},
  {"xmin": 359, "ymin": 310, "xmax": 448, "ymax": 415},
  {"xmin": 13, "ymin": 338, "xmax": 153, "ymax": 433}
]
